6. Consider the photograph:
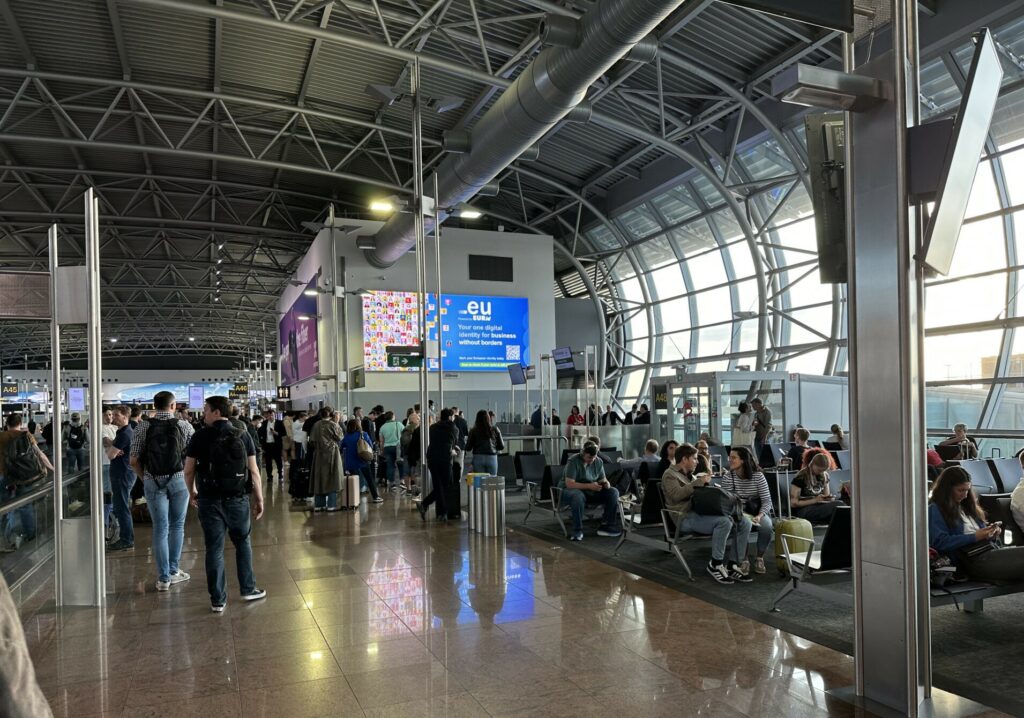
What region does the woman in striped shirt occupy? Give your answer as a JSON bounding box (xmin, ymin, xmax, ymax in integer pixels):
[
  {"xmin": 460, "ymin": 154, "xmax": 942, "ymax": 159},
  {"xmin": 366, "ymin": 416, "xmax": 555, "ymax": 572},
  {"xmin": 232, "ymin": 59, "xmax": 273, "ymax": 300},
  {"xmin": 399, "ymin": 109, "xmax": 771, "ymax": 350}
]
[{"xmin": 720, "ymin": 446, "xmax": 774, "ymax": 574}]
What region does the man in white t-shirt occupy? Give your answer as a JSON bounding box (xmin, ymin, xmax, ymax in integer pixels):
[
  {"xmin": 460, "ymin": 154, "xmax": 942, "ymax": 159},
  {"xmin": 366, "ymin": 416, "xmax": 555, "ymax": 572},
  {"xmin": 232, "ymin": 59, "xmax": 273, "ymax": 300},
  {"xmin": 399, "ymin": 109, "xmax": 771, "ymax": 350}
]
[{"xmin": 101, "ymin": 408, "xmax": 117, "ymax": 531}]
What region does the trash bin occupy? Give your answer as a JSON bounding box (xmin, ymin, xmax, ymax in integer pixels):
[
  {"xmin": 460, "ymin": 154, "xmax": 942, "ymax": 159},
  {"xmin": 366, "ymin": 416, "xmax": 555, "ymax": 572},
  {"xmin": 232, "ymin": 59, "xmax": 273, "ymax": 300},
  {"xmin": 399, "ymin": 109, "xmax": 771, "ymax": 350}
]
[
  {"xmin": 478, "ymin": 475, "xmax": 506, "ymax": 537},
  {"xmin": 472, "ymin": 473, "xmax": 484, "ymax": 532}
]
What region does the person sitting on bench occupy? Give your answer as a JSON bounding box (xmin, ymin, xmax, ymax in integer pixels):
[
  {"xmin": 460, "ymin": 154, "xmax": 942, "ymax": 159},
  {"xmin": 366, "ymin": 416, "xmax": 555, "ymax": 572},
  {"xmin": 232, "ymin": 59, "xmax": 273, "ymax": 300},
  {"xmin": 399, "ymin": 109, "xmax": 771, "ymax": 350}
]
[
  {"xmin": 559, "ymin": 442, "xmax": 621, "ymax": 542},
  {"xmin": 784, "ymin": 428, "xmax": 812, "ymax": 470},
  {"xmin": 662, "ymin": 443, "xmax": 752, "ymax": 584},
  {"xmin": 720, "ymin": 446, "xmax": 774, "ymax": 574},
  {"xmin": 656, "ymin": 440, "xmax": 679, "ymax": 478},
  {"xmin": 790, "ymin": 452, "xmax": 839, "ymax": 524},
  {"xmin": 618, "ymin": 440, "xmax": 660, "ymax": 473},
  {"xmin": 936, "ymin": 423, "xmax": 979, "ymax": 460},
  {"xmin": 695, "ymin": 439, "xmax": 719, "ymax": 475},
  {"xmin": 1011, "ymin": 452, "xmax": 1024, "ymax": 534},
  {"xmin": 929, "ymin": 466, "xmax": 1024, "ymax": 582}
]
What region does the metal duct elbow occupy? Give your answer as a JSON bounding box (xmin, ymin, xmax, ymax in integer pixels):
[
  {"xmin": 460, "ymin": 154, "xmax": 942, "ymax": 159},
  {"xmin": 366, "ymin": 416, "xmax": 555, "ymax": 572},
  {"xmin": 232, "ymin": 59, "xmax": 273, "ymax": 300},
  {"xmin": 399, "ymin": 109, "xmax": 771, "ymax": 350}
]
[
  {"xmin": 540, "ymin": 15, "xmax": 580, "ymax": 48},
  {"xmin": 365, "ymin": 0, "xmax": 689, "ymax": 268},
  {"xmin": 624, "ymin": 34, "xmax": 659, "ymax": 63}
]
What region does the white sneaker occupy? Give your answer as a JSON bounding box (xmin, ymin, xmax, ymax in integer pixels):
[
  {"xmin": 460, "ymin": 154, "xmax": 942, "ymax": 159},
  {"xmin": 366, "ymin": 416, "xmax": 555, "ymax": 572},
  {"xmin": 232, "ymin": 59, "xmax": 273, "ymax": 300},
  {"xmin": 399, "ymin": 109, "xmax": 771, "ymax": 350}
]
[
  {"xmin": 211, "ymin": 601, "xmax": 226, "ymax": 613},
  {"xmin": 169, "ymin": 570, "xmax": 190, "ymax": 585},
  {"xmin": 155, "ymin": 579, "xmax": 171, "ymax": 592},
  {"xmin": 241, "ymin": 588, "xmax": 267, "ymax": 602}
]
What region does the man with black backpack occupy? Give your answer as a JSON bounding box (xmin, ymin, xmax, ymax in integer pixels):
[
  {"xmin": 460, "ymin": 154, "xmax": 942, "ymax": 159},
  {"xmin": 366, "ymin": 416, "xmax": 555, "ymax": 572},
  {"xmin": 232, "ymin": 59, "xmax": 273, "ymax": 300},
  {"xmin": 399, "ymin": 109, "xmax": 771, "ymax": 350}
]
[
  {"xmin": 185, "ymin": 395, "xmax": 266, "ymax": 613},
  {"xmin": 65, "ymin": 413, "xmax": 87, "ymax": 473},
  {"xmin": 129, "ymin": 391, "xmax": 194, "ymax": 592},
  {"xmin": 0, "ymin": 413, "xmax": 52, "ymax": 552}
]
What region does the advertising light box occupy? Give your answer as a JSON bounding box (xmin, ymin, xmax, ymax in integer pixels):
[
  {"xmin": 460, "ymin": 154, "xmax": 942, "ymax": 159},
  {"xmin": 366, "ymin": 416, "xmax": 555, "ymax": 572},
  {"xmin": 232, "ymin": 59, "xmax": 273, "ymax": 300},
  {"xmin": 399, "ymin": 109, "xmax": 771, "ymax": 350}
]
[
  {"xmin": 279, "ymin": 275, "xmax": 320, "ymax": 385},
  {"xmin": 362, "ymin": 291, "xmax": 529, "ymax": 372}
]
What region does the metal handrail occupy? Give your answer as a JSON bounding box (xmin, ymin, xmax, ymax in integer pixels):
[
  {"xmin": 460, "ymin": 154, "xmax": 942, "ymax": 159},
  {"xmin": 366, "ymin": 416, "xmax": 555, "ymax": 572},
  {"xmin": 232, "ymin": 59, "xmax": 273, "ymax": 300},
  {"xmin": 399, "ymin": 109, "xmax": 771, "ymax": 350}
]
[{"xmin": 0, "ymin": 469, "xmax": 89, "ymax": 516}]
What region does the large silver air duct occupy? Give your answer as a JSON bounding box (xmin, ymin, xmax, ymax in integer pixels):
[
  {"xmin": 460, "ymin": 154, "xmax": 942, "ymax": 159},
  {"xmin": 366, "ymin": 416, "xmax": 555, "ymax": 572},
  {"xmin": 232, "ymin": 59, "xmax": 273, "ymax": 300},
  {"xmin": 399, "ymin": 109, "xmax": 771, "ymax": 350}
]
[{"xmin": 366, "ymin": 0, "xmax": 686, "ymax": 267}]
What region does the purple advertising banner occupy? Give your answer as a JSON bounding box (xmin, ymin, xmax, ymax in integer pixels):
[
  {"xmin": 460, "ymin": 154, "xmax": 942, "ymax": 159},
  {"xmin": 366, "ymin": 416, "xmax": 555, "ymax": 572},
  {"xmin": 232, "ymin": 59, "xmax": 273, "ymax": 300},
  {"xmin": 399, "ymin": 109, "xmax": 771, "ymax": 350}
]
[{"xmin": 279, "ymin": 275, "xmax": 320, "ymax": 385}]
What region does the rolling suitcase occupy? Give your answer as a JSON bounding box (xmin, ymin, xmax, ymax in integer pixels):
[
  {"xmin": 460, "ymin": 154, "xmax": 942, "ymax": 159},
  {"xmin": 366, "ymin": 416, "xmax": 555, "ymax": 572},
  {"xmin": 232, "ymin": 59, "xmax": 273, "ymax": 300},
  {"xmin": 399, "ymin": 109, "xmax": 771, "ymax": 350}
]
[
  {"xmin": 774, "ymin": 516, "xmax": 813, "ymax": 576},
  {"xmin": 342, "ymin": 474, "xmax": 361, "ymax": 509},
  {"xmin": 288, "ymin": 462, "xmax": 312, "ymax": 500},
  {"xmin": 443, "ymin": 476, "xmax": 462, "ymax": 520}
]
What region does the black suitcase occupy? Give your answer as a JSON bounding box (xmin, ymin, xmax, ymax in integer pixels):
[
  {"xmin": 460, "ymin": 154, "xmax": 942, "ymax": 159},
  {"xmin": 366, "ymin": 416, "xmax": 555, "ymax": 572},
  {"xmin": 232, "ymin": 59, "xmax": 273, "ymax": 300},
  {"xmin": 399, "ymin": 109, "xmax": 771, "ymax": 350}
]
[
  {"xmin": 436, "ymin": 471, "xmax": 461, "ymax": 521},
  {"xmin": 289, "ymin": 462, "xmax": 312, "ymax": 499}
]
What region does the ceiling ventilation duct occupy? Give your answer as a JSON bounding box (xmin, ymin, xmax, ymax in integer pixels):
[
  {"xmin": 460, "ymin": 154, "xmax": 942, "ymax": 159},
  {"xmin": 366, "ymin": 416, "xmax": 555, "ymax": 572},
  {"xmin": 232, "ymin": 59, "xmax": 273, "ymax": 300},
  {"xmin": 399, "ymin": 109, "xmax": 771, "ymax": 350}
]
[{"xmin": 365, "ymin": 0, "xmax": 688, "ymax": 267}]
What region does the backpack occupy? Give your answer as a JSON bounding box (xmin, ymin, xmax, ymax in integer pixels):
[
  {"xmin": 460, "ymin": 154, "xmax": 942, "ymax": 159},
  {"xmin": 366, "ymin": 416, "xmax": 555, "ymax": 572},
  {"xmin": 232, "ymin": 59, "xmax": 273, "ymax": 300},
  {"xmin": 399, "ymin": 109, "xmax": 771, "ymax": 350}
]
[
  {"xmin": 691, "ymin": 484, "xmax": 744, "ymax": 523},
  {"xmin": 141, "ymin": 418, "xmax": 185, "ymax": 478},
  {"xmin": 200, "ymin": 425, "xmax": 249, "ymax": 497},
  {"xmin": 66, "ymin": 424, "xmax": 85, "ymax": 450},
  {"xmin": 357, "ymin": 433, "xmax": 374, "ymax": 463},
  {"xmin": 400, "ymin": 426, "xmax": 414, "ymax": 451},
  {"xmin": 4, "ymin": 432, "xmax": 44, "ymax": 486}
]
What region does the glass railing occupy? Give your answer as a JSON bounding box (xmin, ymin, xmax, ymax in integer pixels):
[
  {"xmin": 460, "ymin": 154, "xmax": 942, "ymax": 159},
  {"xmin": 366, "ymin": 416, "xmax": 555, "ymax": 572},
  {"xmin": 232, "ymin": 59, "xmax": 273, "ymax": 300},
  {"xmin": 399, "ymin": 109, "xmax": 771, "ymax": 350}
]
[{"xmin": 1, "ymin": 460, "xmax": 92, "ymax": 605}]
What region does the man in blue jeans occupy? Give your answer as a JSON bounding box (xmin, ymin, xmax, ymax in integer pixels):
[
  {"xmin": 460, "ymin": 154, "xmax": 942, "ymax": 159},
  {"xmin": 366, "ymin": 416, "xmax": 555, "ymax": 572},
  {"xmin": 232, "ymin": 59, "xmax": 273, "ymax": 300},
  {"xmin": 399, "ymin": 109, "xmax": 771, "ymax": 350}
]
[
  {"xmin": 558, "ymin": 442, "xmax": 621, "ymax": 542},
  {"xmin": 184, "ymin": 395, "xmax": 266, "ymax": 613},
  {"xmin": 130, "ymin": 391, "xmax": 194, "ymax": 592},
  {"xmin": 0, "ymin": 413, "xmax": 53, "ymax": 551},
  {"xmin": 106, "ymin": 405, "xmax": 135, "ymax": 551}
]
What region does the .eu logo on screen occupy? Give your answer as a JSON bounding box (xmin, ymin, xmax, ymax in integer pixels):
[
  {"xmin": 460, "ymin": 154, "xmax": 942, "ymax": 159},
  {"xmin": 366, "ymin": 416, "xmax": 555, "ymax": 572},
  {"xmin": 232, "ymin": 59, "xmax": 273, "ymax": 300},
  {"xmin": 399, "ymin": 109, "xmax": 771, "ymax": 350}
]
[{"xmin": 463, "ymin": 300, "xmax": 491, "ymax": 320}]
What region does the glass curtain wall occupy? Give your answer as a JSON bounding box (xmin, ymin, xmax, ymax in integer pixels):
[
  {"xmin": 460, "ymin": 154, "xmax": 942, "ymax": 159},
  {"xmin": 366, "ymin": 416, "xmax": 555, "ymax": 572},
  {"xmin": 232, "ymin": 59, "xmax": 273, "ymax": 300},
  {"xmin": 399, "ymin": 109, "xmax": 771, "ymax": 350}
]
[{"xmin": 564, "ymin": 15, "xmax": 1024, "ymax": 448}]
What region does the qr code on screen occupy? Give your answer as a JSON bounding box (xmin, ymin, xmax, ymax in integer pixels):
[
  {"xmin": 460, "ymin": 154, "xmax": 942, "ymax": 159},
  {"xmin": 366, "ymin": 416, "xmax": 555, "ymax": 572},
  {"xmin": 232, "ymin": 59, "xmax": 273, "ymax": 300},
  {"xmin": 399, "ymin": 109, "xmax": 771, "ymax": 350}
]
[{"xmin": 506, "ymin": 345, "xmax": 520, "ymax": 362}]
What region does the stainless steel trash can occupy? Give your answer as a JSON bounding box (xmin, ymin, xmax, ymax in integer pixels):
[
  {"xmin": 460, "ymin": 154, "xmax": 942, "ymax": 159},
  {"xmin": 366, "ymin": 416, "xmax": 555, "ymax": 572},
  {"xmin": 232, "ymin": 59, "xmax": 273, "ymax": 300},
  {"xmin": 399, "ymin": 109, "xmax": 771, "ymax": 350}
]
[
  {"xmin": 478, "ymin": 475, "xmax": 506, "ymax": 537},
  {"xmin": 472, "ymin": 474, "xmax": 484, "ymax": 532}
]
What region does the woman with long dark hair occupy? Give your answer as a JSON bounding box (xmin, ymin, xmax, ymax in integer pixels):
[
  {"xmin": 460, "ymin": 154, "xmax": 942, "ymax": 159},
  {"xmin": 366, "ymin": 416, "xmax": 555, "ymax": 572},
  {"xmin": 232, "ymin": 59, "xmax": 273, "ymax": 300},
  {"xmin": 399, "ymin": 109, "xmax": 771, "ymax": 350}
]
[
  {"xmin": 929, "ymin": 466, "xmax": 1024, "ymax": 580},
  {"xmin": 656, "ymin": 440, "xmax": 679, "ymax": 477},
  {"xmin": 465, "ymin": 410, "xmax": 504, "ymax": 476},
  {"xmin": 720, "ymin": 446, "xmax": 773, "ymax": 573}
]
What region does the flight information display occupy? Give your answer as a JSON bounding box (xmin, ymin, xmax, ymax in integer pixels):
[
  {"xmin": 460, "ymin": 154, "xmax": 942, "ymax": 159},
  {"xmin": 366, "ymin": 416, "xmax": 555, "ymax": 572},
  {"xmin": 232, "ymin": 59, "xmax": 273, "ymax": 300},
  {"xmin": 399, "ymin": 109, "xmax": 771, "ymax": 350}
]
[{"xmin": 362, "ymin": 290, "xmax": 529, "ymax": 372}]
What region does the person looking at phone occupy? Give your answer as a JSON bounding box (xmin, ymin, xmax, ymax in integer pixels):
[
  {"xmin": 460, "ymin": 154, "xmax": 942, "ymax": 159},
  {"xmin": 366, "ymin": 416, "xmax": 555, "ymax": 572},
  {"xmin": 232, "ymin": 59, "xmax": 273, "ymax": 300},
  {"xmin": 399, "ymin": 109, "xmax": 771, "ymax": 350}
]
[
  {"xmin": 929, "ymin": 466, "xmax": 1024, "ymax": 581},
  {"xmin": 790, "ymin": 452, "xmax": 839, "ymax": 524},
  {"xmin": 558, "ymin": 442, "xmax": 621, "ymax": 542}
]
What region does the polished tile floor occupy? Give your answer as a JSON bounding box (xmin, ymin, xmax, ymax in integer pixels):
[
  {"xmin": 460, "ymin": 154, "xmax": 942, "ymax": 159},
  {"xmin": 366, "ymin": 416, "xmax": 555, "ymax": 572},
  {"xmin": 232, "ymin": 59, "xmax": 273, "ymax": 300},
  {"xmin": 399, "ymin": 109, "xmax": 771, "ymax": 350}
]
[{"xmin": 18, "ymin": 478, "xmax": 1008, "ymax": 718}]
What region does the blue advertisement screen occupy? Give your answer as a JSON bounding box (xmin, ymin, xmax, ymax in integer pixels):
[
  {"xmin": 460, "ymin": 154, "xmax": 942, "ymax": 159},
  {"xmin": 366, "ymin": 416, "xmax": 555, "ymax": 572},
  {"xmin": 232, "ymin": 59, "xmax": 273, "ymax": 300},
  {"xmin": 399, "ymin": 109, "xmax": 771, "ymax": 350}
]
[{"xmin": 362, "ymin": 291, "xmax": 529, "ymax": 372}]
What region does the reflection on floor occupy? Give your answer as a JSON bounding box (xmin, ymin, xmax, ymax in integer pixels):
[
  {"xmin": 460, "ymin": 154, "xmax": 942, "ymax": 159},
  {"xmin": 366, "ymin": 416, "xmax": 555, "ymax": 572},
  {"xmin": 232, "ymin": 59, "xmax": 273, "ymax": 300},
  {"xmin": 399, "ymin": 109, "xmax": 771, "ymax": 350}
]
[{"xmin": 18, "ymin": 480, "xmax": 1009, "ymax": 718}]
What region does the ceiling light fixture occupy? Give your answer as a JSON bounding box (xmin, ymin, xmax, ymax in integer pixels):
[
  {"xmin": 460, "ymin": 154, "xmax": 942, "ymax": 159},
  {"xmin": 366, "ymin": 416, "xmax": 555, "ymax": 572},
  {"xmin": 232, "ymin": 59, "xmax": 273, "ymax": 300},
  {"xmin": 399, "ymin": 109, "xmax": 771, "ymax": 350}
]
[
  {"xmin": 188, "ymin": 336, "xmax": 196, "ymax": 342},
  {"xmin": 297, "ymin": 314, "xmax": 312, "ymax": 321},
  {"xmin": 303, "ymin": 288, "xmax": 319, "ymax": 297},
  {"xmin": 457, "ymin": 208, "xmax": 483, "ymax": 220},
  {"xmin": 369, "ymin": 200, "xmax": 396, "ymax": 214}
]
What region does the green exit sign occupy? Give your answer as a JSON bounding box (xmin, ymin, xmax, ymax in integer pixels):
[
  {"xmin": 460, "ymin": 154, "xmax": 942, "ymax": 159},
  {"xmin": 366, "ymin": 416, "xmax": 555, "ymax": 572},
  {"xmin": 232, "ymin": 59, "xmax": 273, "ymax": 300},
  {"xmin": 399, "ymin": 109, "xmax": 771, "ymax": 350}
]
[{"xmin": 387, "ymin": 354, "xmax": 423, "ymax": 368}]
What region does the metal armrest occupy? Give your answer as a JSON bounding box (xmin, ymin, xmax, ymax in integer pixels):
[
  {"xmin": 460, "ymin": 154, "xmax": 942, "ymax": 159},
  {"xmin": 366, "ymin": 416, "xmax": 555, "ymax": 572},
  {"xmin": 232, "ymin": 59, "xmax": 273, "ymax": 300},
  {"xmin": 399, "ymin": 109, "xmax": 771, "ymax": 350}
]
[
  {"xmin": 779, "ymin": 532, "xmax": 815, "ymax": 579},
  {"xmin": 660, "ymin": 507, "xmax": 686, "ymax": 544},
  {"xmin": 525, "ymin": 481, "xmax": 538, "ymax": 503}
]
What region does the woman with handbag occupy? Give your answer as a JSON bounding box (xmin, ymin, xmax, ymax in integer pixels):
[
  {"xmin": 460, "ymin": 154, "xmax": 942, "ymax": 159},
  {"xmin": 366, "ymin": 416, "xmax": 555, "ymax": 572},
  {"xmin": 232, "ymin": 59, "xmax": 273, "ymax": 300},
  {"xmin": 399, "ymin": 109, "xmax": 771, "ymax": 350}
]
[
  {"xmin": 340, "ymin": 419, "xmax": 383, "ymax": 504},
  {"xmin": 720, "ymin": 446, "xmax": 774, "ymax": 574},
  {"xmin": 929, "ymin": 466, "xmax": 1024, "ymax": 580}
]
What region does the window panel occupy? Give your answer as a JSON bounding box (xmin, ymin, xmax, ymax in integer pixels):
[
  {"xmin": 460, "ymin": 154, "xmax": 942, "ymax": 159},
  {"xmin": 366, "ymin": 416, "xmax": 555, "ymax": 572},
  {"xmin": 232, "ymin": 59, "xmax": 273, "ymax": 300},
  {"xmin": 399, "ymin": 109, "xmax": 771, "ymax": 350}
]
[
  {"xmin": 649, "ymin": 265, "xmax": 686, "ymax": 301},
  {"xmin": 587, "ymin": 224, "xmax": 619, "ymax": 251},
  {"xmin": 924, "ymin": 330, "xmax": 1004, "ymax": 381},
  {"xmin": 925, "ymin": 276, "xmax": 1007, "ymax": 329},
  {"xmin": 964, "ymin": 160, "xmax": 1000, "ymax": 219},
  {"xmin": 617, "ymin": 204, "xmax": 662, "ymax": 240},
  {"xmin": 782, "ymin": 305, "xmax": 832, "ymax": 346},
  {"xmin": 684, "ymin": 247, "xmax": 727, "ymax": 288},
  {"xmin": 739, "ymin": 139, "xmax": 795, "ymax": 180},
  {"xmin": 626, "ymin": 339, "xmax": 649, "ymax": 366},
  {"xmin": 671, "ymin": 218, "xmax": 717, "ymax": 255},
  {"xmin": 695, "ymin": 286, "xmax": 732, "ymax": 325},
  {"xmin": 944, "ymin": 216, "xmax": 1006, "ymax": 278},
  {"xmin": 658, "ymin": 331, "xmax": 692, "ymax": 362},
  {"xmin": 651, "ymin": 186, "xmax": 700, "ymax": 225},
  {"xmin": 782, "ymin": 348, "xmax": 828, "ymax": 374},
  {"xmin": 697, "ymin": 324, "xmax": 733, "ymax": 357},
  {"xmin": 619, "ymin": 368, "xmax": 644, "ymax": 402},
  {"xmin": 729, "ymin": 241, "xmax": 756, "ymax": 280},
  {"xmin": 636, "ymin": 236, "xmax": 677, "ymax": 269},
  {"xmin": 658, "ymin": 296, "xmax": 691, "ymax": 334}
]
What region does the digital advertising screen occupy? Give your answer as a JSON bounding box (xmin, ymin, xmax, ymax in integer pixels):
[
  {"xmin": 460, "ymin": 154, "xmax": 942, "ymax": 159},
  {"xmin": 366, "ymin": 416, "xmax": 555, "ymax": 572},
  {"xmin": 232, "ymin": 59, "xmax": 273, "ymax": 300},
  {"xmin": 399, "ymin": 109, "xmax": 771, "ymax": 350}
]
[
  {"xmin": 507, "ymin": 364, "xmax": 526, "ymax": 386},
  {"xmin": 552, "ymin": 346, "xmax": 575, "ymax": 374},
  {"xmin": 362, "ymin": 291, "xmax": 529, "ymax": 372},
  {"xmin": 279, "ymin": 275, "xmax": 320, "ymax": 385},
  {"xmin": 188, "ymin": 385, "xmax": 205, "ymax": 409}
]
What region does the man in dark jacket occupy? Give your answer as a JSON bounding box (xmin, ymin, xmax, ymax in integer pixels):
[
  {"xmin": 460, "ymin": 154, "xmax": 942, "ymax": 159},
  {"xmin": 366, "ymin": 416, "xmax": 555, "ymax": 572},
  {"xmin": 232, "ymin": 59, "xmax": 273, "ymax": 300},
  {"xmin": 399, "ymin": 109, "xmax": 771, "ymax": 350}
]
[
  {"xmin": 417, "ymin": 409, "xmax": 459, "ymax": 521},
  {"xmin": 256, "ymin": 410, "xmax": 286, "ymax": 483}
]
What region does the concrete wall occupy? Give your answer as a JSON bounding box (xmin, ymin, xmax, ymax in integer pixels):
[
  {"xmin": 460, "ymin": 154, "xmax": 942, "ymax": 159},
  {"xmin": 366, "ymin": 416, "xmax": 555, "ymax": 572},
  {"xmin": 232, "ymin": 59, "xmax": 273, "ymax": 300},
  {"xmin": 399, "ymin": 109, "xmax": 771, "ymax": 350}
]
[{"xmin": 279, "ymin": 220, "xmax": 555, "ymax": 415}]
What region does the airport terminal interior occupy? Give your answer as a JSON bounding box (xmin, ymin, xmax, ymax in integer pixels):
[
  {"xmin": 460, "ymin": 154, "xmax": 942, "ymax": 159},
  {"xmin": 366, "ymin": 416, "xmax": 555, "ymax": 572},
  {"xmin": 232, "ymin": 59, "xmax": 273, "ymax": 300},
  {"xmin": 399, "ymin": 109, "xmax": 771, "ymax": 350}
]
[{"xmin": 5, "ymin": 0, "xmax": 1024, "ymax": 716}]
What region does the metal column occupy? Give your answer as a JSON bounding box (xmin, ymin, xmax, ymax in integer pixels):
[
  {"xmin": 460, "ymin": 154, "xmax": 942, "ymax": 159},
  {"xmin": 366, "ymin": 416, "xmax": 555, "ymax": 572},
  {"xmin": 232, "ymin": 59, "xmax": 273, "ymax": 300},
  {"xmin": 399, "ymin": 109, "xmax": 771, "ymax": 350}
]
[
  {"xmin": 411, "ymin": 57, "xmax": 428, "ymax": 477},
  {"xmin": 85, "ymin": 188, "xmax": 106, "ymax": 605},
  {"xmin": 848, "ymin": 1, "xmax": 928, "ymax": 713},
  {"xmin": 48, "ymin": 224, "xmax": 64, "ymax": 606},
  {"xmin": 433, "ymin": 173, "xmax": 444, "ymax": 410}
]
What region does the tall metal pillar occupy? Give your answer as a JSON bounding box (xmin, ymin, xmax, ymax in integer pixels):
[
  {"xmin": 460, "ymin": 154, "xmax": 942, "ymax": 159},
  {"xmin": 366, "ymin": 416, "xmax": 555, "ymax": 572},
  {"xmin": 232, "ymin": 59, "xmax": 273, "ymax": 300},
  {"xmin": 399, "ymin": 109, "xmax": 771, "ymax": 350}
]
[
  {"xmin": 48, "ymin": 224, "xmax": 64, "ymax": 606},
  {"xmin": 848, "ymin": 1, "xmax": 928, "ymax": 713},
  {"xmin": 411, "ymin": 57, "xmax": 429, "ymax": 475},
  {"xmin": 85, "ymin": 188, "xmax": 106, "ymax": 605}
]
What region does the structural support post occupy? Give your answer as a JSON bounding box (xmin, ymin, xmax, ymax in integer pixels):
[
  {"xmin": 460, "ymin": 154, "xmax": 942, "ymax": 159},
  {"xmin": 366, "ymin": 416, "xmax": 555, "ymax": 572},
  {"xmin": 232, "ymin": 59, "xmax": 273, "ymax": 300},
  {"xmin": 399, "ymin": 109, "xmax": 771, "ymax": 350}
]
[
  {"xmin": 411, "ymin": 57, "xmax": 429, "ymax": 477},
  {"xmin": 85, "ymin": 188, "xmax": 106, "ymax": 606},
  {"xmin": 48, "ymin": 224, "xmax": 64, "ymax": 607},
  {"xmin": 848, "ymin": 1, "xmax": 929, "ymax": 713}
]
